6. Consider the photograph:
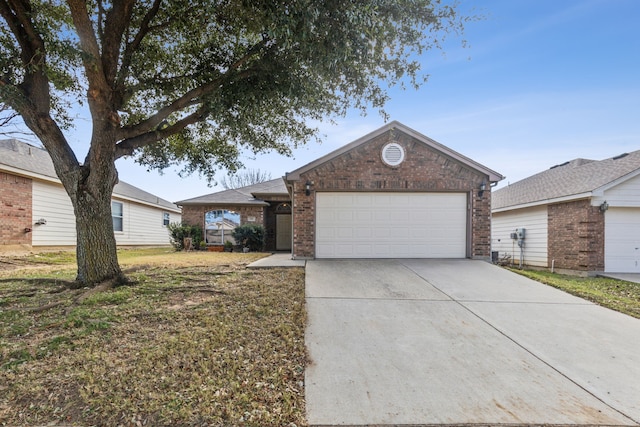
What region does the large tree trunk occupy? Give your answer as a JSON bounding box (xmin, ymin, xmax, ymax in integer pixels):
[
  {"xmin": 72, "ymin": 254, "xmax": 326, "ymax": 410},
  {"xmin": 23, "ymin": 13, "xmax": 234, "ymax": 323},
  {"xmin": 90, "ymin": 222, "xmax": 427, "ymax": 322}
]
[
  {"xmin": 65, "ymin": 131, "xmax": 126, "ymax": 287},
  {"xmin": 72, "ymin": 185, "xmax": 125, "ymax": 287}
]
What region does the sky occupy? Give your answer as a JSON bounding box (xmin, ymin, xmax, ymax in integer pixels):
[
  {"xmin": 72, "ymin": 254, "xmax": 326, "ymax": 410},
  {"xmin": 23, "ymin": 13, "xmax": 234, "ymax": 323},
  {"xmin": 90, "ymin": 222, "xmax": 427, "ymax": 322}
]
[{"xmin": 51, "ymin": 0, "xmax": 640, "ymax": 202}]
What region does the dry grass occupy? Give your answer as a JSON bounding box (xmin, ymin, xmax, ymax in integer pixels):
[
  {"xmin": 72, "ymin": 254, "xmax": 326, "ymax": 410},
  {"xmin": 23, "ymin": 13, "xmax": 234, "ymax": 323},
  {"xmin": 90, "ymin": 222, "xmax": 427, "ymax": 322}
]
[
  {"xmin": 511, "ymin": 268, "xmax": 640, "ymax": 319},
  {"xmin": 0, "ymin": 249, "xmax": 307, "ymax": 426}
]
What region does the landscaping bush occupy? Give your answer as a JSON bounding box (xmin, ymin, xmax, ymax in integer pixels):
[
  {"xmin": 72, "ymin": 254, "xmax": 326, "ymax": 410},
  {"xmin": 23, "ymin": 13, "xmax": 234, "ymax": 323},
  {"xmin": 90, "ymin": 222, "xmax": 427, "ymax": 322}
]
[
  {"xmin": 232, "ymin": 224, "xmax": 265, "ymax": 252},
  {"xmin": 167, "ymin": 223, "xmax": 203, "ymax": 251}
]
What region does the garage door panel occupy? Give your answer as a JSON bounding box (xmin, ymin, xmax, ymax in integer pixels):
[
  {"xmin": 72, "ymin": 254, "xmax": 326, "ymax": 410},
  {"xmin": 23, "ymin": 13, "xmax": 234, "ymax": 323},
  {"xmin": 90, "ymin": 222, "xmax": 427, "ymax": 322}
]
[
  {"xmin": 605, "ymin": 208, "xmax": 640, "ymax": 273},
  {"xmin": 316, "ymin": 192, "xmax": 467, "ymax": 258}
]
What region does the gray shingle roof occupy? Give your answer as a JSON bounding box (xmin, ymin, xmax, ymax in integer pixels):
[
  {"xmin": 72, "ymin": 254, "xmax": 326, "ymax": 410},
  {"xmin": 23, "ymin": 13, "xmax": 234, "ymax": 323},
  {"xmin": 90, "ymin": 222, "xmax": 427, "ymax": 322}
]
[
  {"xmin": 0, "ymin": 138, "xmax": 180, "ymax": 211},
  {"xmin": 175, "ymin": 177, "xmax": 287, "ymax": 205},
  {"xmin": 493, "ymin": 150, "xmax": 640, "ymax": 210}
]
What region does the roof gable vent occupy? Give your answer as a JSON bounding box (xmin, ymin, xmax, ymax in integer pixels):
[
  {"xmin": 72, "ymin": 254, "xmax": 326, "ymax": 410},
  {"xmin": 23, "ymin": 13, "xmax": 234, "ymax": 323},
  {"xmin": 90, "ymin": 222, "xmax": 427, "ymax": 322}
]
[{"xmin": 381, "ymin": 142, "xmax": 405, "ymax": 167}]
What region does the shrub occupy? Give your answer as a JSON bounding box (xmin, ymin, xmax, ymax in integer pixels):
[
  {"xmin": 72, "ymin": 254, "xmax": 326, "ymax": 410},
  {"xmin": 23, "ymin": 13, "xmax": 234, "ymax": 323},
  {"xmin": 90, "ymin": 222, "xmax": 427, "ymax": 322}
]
[
  {"xmin": 231, "ymin": 224, "xmax": 265, "ymax": 252},
  {"xmin": 167, "ymin": 223, "xmax": 203, "ymax": 251}
]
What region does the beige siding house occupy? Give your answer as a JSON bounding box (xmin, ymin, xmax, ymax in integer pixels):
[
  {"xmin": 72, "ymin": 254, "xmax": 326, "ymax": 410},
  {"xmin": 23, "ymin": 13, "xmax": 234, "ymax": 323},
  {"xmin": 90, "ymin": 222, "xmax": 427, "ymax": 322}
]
[
  {"xmin": 1, "ymin": 139, "xmax": 181, "ymax": 250},
  {"xmin": 492, "ymin": 151, "xmax": 640, "ymax": 274}
]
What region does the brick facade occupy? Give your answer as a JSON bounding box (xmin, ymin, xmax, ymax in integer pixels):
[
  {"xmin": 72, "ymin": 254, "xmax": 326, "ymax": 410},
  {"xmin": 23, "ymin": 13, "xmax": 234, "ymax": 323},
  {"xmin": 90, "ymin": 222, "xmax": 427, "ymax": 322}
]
[
  {"xmin": 291, "ymin": 129, "xmax": 492, "ymax": 259},
  {"xmin": 0, "ymin": 171, "xmax": 33, "ymax": 246},
  {"xmin": 548, "ymin": 199, "xmax": 605, "ymax": 272}
]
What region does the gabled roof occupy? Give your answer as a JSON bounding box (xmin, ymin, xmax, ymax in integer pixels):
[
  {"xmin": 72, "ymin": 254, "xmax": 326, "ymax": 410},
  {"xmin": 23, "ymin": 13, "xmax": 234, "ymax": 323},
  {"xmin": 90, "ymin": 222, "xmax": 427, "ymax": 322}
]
[
  {"xmin": 285, "ymin": 121, "xmax": 504, "ymax": 183},
  {"xmin": 176, "ymin": 177, "xmax": 287, "ymax": 206},
  {"xmin": 0, "ymin": 138, "xmax": 180, "ymax": 212},
  {"xmin": 493, "ymin": 150, "xmax": 640, "ymax": 211}
]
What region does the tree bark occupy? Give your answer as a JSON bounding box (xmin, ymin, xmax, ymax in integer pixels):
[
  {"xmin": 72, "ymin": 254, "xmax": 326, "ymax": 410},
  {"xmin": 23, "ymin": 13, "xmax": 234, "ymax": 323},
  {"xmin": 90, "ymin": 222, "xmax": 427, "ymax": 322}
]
[
  {"xmin": 72, "ymin": 185, "xmax": 125, "ymax": 287},
  {"xmin": 66, "ymin": 129, "xmax": 125, "ymax": 287}
]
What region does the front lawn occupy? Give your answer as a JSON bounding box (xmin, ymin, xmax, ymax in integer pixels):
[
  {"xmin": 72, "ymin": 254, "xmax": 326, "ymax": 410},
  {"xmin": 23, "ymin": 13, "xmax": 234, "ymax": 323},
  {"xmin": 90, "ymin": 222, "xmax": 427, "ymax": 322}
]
[
  {"xmin": 511, "ymin": 269, "xmax": 640, "ymax": 319},
  {"xmin": 0, "ymin": 249, "xmax": 307, "ymax": 426}
]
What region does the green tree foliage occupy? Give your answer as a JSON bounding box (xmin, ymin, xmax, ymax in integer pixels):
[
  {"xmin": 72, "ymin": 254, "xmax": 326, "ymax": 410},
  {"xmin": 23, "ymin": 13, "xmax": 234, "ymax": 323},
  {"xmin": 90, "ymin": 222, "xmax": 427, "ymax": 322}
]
[
  {"xmin": 0, "ymin": 0, "xmax": 470, "ymax": 286},
  {"xmin": 232, "ymin": 224, "xmax": 266, "ymax": 252}
]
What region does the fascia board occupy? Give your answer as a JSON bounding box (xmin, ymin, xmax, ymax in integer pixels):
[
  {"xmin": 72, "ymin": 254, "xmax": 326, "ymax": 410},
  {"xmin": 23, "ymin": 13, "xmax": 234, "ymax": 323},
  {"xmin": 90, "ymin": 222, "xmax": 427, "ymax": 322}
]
[
  {"xmin": 112, "ymin": 193, "xmax": 182, "ymax": 213},
  {"xmin": 492, "ymin": 192, "xmax": 592, "ymax": 213},
  {"xmin": 0, "ymin": 164, "xmax": 59, "ymax": 184},
  {"xmin": 591, "ymin": 167, "xmax": 640, "ymax": 197},
  {"xmin": 286, "ymin": 122, "xmax": 397, "ymax": 181}
]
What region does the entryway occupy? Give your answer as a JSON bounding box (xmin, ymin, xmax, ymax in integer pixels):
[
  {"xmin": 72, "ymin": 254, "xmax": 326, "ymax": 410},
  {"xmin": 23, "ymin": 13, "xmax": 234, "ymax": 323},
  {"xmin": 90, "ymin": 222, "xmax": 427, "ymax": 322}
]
[{"xmin": 275, "ymin": 214, "xmax": 291, "ymax": 251}]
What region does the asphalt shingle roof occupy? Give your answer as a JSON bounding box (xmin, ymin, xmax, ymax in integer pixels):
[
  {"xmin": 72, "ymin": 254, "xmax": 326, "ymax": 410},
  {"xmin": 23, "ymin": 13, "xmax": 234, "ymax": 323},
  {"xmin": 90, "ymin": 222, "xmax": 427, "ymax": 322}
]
[
  {"xmin": 0, "ymin": 138, "xmax": 179, "ymax": 211},
  {"xmin": 493, "ymin": 150, "xmax": 640, "ymax": 210},
  {"xmin": 175, "ymin": 177, "xmax": 287, "ymax": 205}
]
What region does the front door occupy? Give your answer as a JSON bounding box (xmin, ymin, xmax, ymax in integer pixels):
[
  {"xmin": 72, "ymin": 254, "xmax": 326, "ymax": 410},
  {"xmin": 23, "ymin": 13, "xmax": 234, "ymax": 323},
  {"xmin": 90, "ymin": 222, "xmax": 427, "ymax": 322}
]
[{"xmin": 276, "ymin": 214, "xmax": 292, "ymax": 251}]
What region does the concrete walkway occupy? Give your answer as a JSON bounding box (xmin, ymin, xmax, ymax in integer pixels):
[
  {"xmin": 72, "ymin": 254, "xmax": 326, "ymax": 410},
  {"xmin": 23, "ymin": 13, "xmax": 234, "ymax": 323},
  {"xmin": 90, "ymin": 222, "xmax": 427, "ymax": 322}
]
[
  {"xmin": 246, "ymin": 253, "xmax": 306, "ymax": 268},
  {"xmin": 305, "ymin": 259, "xmax": 640, "ymax": 426}
]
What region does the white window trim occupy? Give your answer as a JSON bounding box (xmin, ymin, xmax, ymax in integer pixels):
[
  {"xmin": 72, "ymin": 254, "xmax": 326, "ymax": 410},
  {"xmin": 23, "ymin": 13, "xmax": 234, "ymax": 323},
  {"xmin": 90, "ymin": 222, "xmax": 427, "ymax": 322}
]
[{"xmin": 112, "ymin": 201, "xmax": 124, "ymax": 233}]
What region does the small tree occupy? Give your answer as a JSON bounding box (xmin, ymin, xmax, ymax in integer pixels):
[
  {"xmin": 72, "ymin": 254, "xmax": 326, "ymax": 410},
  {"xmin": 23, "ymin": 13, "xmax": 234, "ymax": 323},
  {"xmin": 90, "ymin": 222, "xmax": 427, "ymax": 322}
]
[
  {"xmin": 232, "ymin": 224, "xmax": 265, "ymax": 252},
  {"xmin": 167, "ymin": 223, "xmax": 203, "ymax": 251},
  {"xmin": 220, "ymin": 169, "xmax": 272, "ymax": 190}
]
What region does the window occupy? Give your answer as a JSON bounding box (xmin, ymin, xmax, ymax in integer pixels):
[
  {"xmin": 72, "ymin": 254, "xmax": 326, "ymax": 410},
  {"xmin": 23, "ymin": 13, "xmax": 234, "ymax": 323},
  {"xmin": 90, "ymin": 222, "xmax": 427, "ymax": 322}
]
[
  {"xmin": 205, "ymin": 209, "xmax": 241, "ymax": 245},
  {"xmin": 163, "ymin": 212, "xmax": 170, "ymax": 226},
  {"xmin": 112, "ymin": 201, "xmax": 123, "ymax": 232}
]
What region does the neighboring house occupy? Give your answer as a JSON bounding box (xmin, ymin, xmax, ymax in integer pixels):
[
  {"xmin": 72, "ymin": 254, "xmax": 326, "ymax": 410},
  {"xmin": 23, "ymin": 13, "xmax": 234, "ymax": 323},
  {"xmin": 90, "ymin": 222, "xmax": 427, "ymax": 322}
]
[
  {"xmin": 492, "ymin": 151, "xmax": 640, "ymax": 274},
  {"xmin": 0, "ymin": 138, "xmax": 181, "ymax": 250},
  {"xmin": 178, "ymin": 121, "xmax": 504, "ymax": 259}
]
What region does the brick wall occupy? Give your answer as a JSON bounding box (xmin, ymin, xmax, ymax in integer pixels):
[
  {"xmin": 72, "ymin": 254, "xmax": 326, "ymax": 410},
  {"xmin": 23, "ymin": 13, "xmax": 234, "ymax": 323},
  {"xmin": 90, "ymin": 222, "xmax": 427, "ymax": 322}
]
[
  {"xmin": 548, "ymin": 199, "xmax": 605, "ymax": 272},
  {"xmin": 0, "ymin": 171, "xmax": 33, "ymax": 246},
  {"xmin": 291, "ymin": 129, "xmax": 491, "ymax": 258},
  {"xmin": 181, "ymin": 204, "xmax": 264, "ymax": 243}
]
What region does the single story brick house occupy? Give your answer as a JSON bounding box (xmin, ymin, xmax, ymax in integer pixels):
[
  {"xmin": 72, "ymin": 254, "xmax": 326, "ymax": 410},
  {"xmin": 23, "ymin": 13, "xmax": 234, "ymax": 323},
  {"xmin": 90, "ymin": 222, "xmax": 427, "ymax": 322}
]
[
  {"xmin": 0, "ymin": 138, "xmax": 181, "ymax": 251},
  {"xmin": 492, "ymin": 150, "xmax": 640, "ymax": 274},
  {"xmin": 178, "ymin": 121, "xmax": 503, "ymax": 259}
]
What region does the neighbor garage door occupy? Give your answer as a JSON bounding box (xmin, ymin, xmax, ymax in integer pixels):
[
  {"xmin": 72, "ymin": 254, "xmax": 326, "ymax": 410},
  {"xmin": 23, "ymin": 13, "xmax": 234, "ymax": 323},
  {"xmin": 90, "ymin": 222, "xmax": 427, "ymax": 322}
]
[
  {"xmin": 605, "ymin": 207, "xmax": 640, "ymax": 273},
  {"xmin": 316, "ymin": 192, "xmax": 467, "ymax": 258}
]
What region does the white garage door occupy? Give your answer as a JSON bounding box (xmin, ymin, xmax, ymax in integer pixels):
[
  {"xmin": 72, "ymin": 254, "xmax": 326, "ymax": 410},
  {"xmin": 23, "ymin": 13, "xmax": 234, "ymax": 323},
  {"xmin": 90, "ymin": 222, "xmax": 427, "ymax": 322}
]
[
  {"xmin": 605, "ymin": 207, "xmax": 640, "ymax": 273},
  {"xmin": 316, "ymin": 192, "xmax": 467, "ymax": 258}
]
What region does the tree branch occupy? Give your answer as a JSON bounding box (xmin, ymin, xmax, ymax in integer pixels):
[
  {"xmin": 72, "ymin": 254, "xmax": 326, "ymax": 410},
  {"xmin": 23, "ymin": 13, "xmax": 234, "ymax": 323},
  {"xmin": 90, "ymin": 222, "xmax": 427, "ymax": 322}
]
[
  {"xmin": 101, "ymin": 0, "xmax": 134, "ymax": 86},
  {"xmin": 116, "ymin": 39, "xmax": 268, "ymax": 141},
  {"xmin": 66, "ymin": 0, "xmax": 103, "ymax": 80},
  {"xmin": 0, "ymin": 0, "xmax": 50, "ymax": 113},
  {"xmin": 115, "ymin": 0, "xmax": 162, "ymax": 95},
  {"xmin": 115, "ymin": 106, "xmax": 208, "ymax": 158}
]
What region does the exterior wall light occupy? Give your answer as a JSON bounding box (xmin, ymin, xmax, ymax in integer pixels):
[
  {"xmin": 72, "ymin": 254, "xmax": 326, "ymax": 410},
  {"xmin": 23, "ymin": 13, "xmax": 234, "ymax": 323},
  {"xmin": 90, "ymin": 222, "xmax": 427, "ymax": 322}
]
[
  {"xmin": 35, "ymin": 218, "xmax": 47, "ymax": 225},
  {"xmin": 600, "ymin": 201, "xmax": 609, "ymax": 212},
  {"xmin": 478, "ymin": 181, "xmax": 486, "ymax": 198},
  {"xmin": 305, "ymin": 181, "xmax": 312, "ymax": 196}
]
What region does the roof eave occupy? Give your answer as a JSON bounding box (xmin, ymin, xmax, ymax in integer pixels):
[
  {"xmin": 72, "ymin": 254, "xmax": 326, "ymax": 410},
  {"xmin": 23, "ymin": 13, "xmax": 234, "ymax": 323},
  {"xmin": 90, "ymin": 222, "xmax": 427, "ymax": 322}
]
[
  {"xmin": 0, "ymin": 164, "xmax": 59, "ymax": 183},
  {"xmin": 492, "ymin": 191, "xmax": 593, "ymax": 213},
  {"xmin": 592, "ymin": 167, "xmax": 640, "ymax": 197},
  {"xmin": 176, "ymin": 200, "xmax": 269, "ymax": 207}
]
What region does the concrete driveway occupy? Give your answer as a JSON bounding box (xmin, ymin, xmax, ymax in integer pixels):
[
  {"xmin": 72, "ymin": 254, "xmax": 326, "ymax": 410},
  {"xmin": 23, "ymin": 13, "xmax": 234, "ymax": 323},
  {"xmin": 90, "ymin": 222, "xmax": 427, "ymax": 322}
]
[{"xmin": 305, "ymin": 259, "xmax": 640, "ymax": 426}]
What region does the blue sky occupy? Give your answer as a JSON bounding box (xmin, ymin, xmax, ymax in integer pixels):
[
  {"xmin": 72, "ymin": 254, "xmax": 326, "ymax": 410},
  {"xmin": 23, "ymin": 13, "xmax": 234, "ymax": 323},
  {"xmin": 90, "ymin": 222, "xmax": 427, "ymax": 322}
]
[{"xmin": 79, "ymin": 0, "xmax": 639, "ymax": 202}]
